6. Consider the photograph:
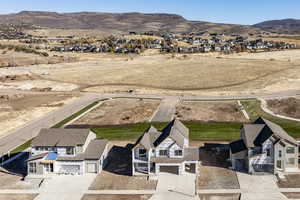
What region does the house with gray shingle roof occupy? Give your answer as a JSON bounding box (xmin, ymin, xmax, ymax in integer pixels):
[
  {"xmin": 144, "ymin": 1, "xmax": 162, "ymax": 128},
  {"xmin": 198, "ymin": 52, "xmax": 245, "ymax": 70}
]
[
  {"xmin": 230, "ymin": 117, "xmax": 299, "ymax": 174},
  {"xmin": 132, "ymin": 119, "xmax": 199, "ymax": 175},
  {"xmin": 27, "ymin": 128, "xmax": 109, "ymax": 177}
]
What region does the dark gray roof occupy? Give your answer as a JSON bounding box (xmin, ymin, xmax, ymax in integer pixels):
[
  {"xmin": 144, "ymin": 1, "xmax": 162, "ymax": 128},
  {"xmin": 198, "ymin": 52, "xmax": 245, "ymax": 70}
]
[
  {"xmin": 150, "ymin": 147, "xmax": 199, "ymax": 163},
  {"xmin": 255, "ymin": 117, "xmax": 298, "ymax": 145},
  {"xmin": 31, "ymin": 128, "xmax": 91, "ymax": 147},
  {"xmin": 134, "ymin": 119, "xmax": 189, "ymax": 150},
  {"xmin": 84, "ymin": 139, "xmax": 109, "ymax": 160},
  {"xmin": 27, "ymin": 153, "xmax": 48, "ymax": 162},
  {"xmin": 229, "ymin": 139, "xmax": 247, "ymax": 154},
  {"xmin": 241, "ymin": 124, "xmax": 265, "ymax": 148},
  {"xmin": 57, "ymin": 139, "xmax": 108, "ymax": 161},
  {"xmin": 233, "ymin": 117, "xmax": 298, "ymax": 153}
]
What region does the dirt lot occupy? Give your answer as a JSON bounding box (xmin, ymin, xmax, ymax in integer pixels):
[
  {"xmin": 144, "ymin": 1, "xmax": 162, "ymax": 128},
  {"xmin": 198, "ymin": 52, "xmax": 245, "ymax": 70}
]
[
  {"xmin": 0, "ymin": 49, "xmax": 78, "ymax": 67},
  {"xmin": 175, "ymin": 101, "xmax": 248, "ymax": 122},
  {"xmin": 282, "ymin": 192, "xmax": 300, "ymax": 199},
  {"xmin": 0, "ymin": 194, "xmax": 37, "ymax": 200},
  {"xmin": 198, "ymin": 144, "xmax": 240, "ymax": 189},
  {"xmin": 0, "ymin": 92, "xmax": 79, "ymax": 136},
  {"xmin": 72, "ymin": 98, "xmax": 160, "ymax": 126},
  {"xmin": 199, "ymin": 193, "xmax": 240, "ymax": 200},
  {"xmin": 277, "ymin": 174, "xmax": 300, "ymax": 188},
  {"xmin": 89, "ymin": 142, "xmax": 157, "ymax": 190},
  {"xmin": 267, "ymin": 97, "xmax": 300, "ymax": 119},
  {"xmin": 0, "ymin": 172, "xmax": 34, "ymax": 189},
  {"xmin": 0, "ymin": 50, "xmax": 299, "ymax": 96},
  {"xmin": 82, "ymin": 194, "xmax": 152, "ymax": 200}
]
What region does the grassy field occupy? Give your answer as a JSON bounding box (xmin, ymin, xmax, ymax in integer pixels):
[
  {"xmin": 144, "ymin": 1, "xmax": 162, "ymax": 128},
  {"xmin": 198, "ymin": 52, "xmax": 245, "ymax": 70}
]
[
  {"xmin": 241, "ymin": 100, "xmax": 300, "ymax": 139},
  {"xmin": 92, "ymin": 121, "xmax": 242, "ymax": 141}
]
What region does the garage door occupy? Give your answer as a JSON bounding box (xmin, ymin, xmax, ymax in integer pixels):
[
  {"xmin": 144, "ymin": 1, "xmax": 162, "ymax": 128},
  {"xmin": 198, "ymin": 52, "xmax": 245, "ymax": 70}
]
[
  {"xmin": 87, "ymin": 163, "xmax": 97, "ymax": 173},
  {"xmin": 61, "ymin": 165, "xmax": 80, "ymax": 174},
  {"xmin": 159, "ymin": 166, "xmax": 179, "ymax": 175}
]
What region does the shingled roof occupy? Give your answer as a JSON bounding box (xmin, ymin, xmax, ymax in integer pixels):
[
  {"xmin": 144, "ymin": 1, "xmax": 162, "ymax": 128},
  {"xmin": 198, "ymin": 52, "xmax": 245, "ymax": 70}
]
[
  {"xmin": 133, "ymin": 119, "xmax": 189, "ymax": 150},
  {"xmin": 230, "ymin": 117, "xmax": 298, "ymax": 154},
  {"xmin": 31, "ymin": 128, "xmax": 91, "ymax": 147}
]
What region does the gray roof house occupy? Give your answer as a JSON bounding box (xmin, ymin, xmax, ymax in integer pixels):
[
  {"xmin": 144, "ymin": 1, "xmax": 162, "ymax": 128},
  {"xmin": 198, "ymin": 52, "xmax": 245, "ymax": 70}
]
[
  {"xmin": 230, "ymin": 117, "xmax": 299, "ymax": 174},
  {"xmin": 27, "ymin": 128, "xmax": 109, "ymax": 177},
  {"xmin": 132, "ymin": 119, "xmax": 199, "ymax": 175}
]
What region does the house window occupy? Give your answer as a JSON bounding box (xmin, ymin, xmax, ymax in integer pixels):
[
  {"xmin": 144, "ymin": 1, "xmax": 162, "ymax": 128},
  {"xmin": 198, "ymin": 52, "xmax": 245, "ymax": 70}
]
[
  {"xmin": 139, "ymin": 149, "xmax": 147, "ymax": 157},
  {"xmin": 29, "ymin": 162, "xmax": 37, "ymax": 174},
  {"xmin": 159, "ymin": 150, "xmax": 168, "ymax": 156},
  {"xmin": 286, "ymin": 147, "xmax": 295, "ymax": 154},
  {"xmin": 279, "ymin": 150, "xmax": 282, "ymax": 158},
  {"xmin": 287, "ymin": 158, "xmax": 295, "ymax": 165},
  {"xmin": 175, "ymin": 150, "xmax": 183, "ymax": 156},
  {"xmin": 266, "ymin": 149, "xmax": 271, "ymax": 156},
  {"xmin": 137, "ymin": 163, "xmax": 148, "ymax": 168},
  {"xmin": 276, "ymin": 160, "xmax": 282, "ymax": 169},
  {"xmin": 66, "ymin": 147, "xmax": 74, "ymax": 155}
]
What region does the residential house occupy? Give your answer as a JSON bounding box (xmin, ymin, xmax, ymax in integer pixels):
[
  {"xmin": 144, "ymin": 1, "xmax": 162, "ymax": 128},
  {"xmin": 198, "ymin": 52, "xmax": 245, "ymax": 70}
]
[
  {"xmin": 132, "ymin": 119, "xmax": 199, "ymax": 175},
  {"xmin": 27, "ymin": 129, "xmax": 109, "ymax": 176},
  {"xmin": 230, "ymin": 117, "xmax": 299, "ymax": 174}
]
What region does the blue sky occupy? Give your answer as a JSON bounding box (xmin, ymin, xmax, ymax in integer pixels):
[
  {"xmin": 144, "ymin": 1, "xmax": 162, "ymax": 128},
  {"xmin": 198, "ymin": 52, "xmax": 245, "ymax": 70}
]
[{"xmin": 0, "ymin": 0, "xmax": 299, "ymax": 25}]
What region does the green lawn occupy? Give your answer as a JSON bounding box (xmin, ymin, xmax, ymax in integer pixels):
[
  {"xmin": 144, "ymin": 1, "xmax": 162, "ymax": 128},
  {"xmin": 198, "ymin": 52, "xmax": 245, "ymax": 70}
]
[
  {"xmin": 241, "ymin": 100, "xmax": 300, "ymax": 139},
  {"xmin": 92, "ymin": 121, "xmax": 242, "ymax": 141}
]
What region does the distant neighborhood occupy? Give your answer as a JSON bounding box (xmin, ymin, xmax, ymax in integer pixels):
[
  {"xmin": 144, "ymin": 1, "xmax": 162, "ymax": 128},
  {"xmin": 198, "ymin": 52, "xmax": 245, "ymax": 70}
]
[{"xmin": 50, "ymin": 33, "xmax": 297, "ymax": 54}]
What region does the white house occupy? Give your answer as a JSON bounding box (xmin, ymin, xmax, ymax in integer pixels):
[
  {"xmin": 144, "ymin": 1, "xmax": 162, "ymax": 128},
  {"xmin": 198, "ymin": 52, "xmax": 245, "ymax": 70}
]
[
  {"xmin": 230, "ymin": 117, "xmax": 299, "ymax": 174},
  {"xmin": 132, "ymin": 119, "xmax": 199, "ymax": 175},
  {"xmin": 27, "ymin": 128, "xmax": 109, "ymax": 176}
]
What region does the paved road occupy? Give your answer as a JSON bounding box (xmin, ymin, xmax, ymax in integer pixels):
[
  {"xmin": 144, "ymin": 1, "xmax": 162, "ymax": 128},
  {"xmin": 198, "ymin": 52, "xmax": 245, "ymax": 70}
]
[
  {"xmin": 0, "ymin": 93, "xmax": 103, "ymax": 156},
  {"xmin": 150, "ymin": 97, "xmax": 179, "ymax": 122},
  {"xmin": 1, "ymin": 89, "xmax": 300, "ymax": 156}
]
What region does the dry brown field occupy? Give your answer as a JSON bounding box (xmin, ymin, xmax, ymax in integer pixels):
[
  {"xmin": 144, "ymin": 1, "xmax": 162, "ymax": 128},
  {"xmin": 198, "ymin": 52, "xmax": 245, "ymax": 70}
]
[
  {"xmin": 267, "ymin": 97, "xmax": 300, "ymax": 119},
  {"xmin": 72, "ymin": 98, "xmax": 160, "ymax": 126},
  {"xmin": 175, "ymin": 101, "xmax": 248, "ymax": 122}
]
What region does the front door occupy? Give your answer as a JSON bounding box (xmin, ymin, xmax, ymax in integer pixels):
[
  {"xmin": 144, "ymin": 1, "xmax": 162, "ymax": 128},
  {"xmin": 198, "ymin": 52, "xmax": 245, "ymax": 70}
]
[{"xmin": 45, "ymin": 163, "xmax": 54, "ymax": 173}]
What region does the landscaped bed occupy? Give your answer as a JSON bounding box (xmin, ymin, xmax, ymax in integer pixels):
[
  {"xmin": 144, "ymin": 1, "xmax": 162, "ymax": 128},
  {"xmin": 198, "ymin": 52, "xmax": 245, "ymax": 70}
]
[
  {"xmin": 0, "ymin": 194, "xmax": 38, "ymax": 200},
  {"xmin": 277, "ymin": 174, "xmax": 300, "ymax": 188},
  {"xmin": 198, "ymin": 193, "xmax": 240, "ymax": 200}
]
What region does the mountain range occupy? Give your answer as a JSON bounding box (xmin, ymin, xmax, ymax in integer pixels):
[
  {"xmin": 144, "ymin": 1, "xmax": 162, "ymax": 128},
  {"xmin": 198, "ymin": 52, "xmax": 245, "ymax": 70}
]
[{"xmin": 0, "ymin": 11, "xmax": 299, "ymax": 35}]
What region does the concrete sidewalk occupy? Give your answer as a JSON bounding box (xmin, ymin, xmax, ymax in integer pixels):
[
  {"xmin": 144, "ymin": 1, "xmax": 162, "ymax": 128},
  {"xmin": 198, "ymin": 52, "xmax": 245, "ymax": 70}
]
[
  {"xmin": 237, "ymin": 172, "xmax": 288, "ymax": 200},
  {"xmin": 150, "ymin": 97, "xmax": 179, "ymax": 122}
]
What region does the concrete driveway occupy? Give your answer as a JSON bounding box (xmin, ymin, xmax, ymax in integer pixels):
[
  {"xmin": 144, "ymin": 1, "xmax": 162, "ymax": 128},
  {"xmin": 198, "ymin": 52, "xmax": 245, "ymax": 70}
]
[
  {"xmin": 150, "ymin": 173, "xmax": 199, "ymax": 200},
  {"xmin": 34, "ymin": 174, "xmax": 96, "ymax": 200},
  {"xmin": 150, "ymin": 97, "xmax": 179, "ymax": 122},
  {"xmin": 237, "ymin": 172, "xmax": 287, "ymax": 200}
]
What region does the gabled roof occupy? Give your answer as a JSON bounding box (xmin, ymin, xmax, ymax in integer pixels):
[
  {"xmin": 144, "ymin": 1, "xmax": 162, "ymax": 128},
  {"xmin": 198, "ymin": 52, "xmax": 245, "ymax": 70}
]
[
  {"xmin": 133, "ymin": 119, "xmax": 189, "ymax": 150},
  {"xmin": 31, "ymin": 128, "xmax": 91, "ymax": 147},
  {"xmin": 254, "ymin": 117, "xmax": 298, "ymax": 145},
  {"xmin": 241, "ymin": 124, "xmax": 265, "ymax": 148},
  {"xmin": 231, "ymin": 117, "xmax": 298, "ymax": 154},
  {"xmin": 229, "ymin": 139, "xmax": 247, "ymax": 154}
]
